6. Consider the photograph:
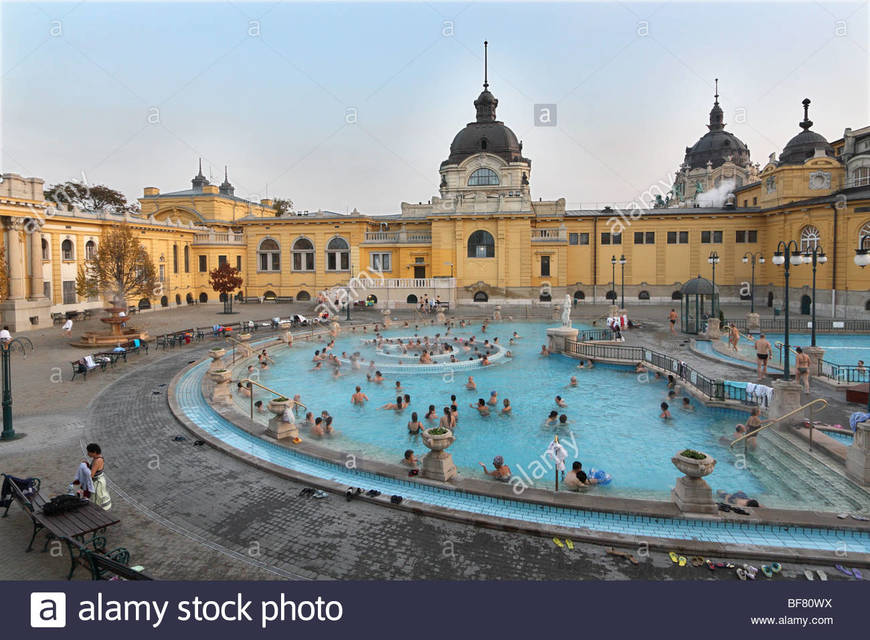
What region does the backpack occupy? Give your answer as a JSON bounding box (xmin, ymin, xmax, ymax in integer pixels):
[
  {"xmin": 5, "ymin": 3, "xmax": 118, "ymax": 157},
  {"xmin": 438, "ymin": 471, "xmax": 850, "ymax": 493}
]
[{"xmin": 42, "ymin": 494, "xmax": 89, "ymax": 516}]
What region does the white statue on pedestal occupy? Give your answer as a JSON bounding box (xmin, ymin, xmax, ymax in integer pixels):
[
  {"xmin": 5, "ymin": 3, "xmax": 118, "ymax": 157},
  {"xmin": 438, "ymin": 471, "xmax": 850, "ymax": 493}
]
[{"xmin": 561, "ymin": 294, "xmax": 572, "ymax": 328}]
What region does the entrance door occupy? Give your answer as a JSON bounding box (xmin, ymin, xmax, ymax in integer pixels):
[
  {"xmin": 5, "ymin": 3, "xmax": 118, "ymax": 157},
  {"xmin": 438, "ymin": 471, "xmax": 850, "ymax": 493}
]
[
  {"xmin": 414, "ymin": 265, "xmax": 426, "ymax": 278},
  {"xmin": 800, "ymin": 294, "xmax": 812, "ymax": 315}
]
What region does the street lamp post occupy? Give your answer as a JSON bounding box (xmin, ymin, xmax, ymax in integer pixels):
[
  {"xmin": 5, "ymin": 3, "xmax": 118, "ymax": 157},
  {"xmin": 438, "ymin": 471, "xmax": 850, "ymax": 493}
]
[
  {"xmin": 610, "ymin": 255, "xmax": 616, "ymax": 304},
  {"xmin": 741, "ymin": 251, "xmax": 765, "ymax": 314},
  {"xmin": 346, "ymin": 264, "xmax": 353, "ymax": 321},
  {"xmin": 772, "ymin": 240, "xmax": 803, "ymax": 381},
  {"xmin": 802, "ymin": 246, "xmax": 827, "ymax": 347},
  {"xmin": 619, "ymin": 254, "xmax": 626, "ymax": 309},
  {"xmin": 0, "ymin": 337, "xmax": 34, "ymax": 441},
  {"xmin": 708, "ymin": 251, "xmax": 720, "ymax": 319},
  {"xmin": 854, "ymin": 236, "xmax": 870, "ymax": 410}
]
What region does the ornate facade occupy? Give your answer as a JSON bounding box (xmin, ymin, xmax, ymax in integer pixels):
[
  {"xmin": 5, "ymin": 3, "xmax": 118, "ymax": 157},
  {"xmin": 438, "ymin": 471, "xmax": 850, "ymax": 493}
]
[{"xmin": 2, "ymin": 78, "xmax": 869, "ymax": 331}]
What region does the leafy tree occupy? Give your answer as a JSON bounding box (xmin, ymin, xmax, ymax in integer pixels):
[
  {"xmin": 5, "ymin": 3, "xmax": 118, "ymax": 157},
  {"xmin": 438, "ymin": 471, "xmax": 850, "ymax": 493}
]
[
  {"xmin": 45, "ymin": 181, "xmax": 139, "ymax": 214},
  {"xmin": 209, "ymin": 262, "xmax": 243, "ymax": 314},
  {"xmin": 272, "ymin": 198, "xmax": 294, "ymax": 217},
  {"xmin": 75, "ymin": 225, "xmax": 158, "ymax": 308}
]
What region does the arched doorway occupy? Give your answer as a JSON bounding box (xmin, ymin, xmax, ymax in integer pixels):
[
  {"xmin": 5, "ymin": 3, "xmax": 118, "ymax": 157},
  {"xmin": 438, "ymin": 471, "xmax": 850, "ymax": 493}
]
[
  {"xmin": 186, "ymin": 293, "xmax": 194, "ymax": 304},
  {"xmin": 605, "ymin": 290, "xmax": 617, "ymax": 301},
  {"xmin": 160, "ymin": 296, "xmax": 168, "ymax": 307},
  {"xmin": 473, "ymin": 291, "xmax": 488, "ymax": 302},
  {"xmin": 671, "ymin": 291, "xmax": 682, "ymax": 300},
  {"xmin": 296, "ymin": 290, "xmax": 311, "ymax": 301},
  {"xmin": 800, "ymin": 294, "xmax": 812, "ymax": 315},
  {"xmin": 175, "ymin": 294, "xmax": 181, "ymax": 305},
  {"xmin": 638, "ymin": 290, "xmax": 650, "ymax": 300},
  {"xmin": 573, "ymin": 290, "xmax": 585, "ymax": 301},
  {"xmin": 138, "ymin": 298, "xmax": 151, "ymax": 310},
  {"xmin": 263, "ymin": 291, "xmax": 276, "ymax": 301},
  {"xmin": 406, "ymin": 294, "xmax": 418, "ymax": 304},
  {"xmin": 199, "ymin": 293, "xmax": 208, "ymax": 303},
  {"xmin": 767, "ymin": 291, "xmax": 774, "ymax": 308}
]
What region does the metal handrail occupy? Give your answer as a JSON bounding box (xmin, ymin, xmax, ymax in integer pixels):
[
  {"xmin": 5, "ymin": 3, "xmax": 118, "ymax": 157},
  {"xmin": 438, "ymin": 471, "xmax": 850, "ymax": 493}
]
[
  {"xmin": 239, "ymin": 377, "xmax": 307, "ymax": 419},
  {"xmin": 729, "ymin": 398, "xmax": 828, "ymax": 448}
]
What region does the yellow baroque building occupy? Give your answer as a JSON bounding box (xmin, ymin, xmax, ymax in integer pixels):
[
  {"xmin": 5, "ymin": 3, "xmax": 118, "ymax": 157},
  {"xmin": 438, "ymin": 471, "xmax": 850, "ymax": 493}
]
[{"xmin": 2, "ymin": 80, "xmax": 870, "ymax": 332}]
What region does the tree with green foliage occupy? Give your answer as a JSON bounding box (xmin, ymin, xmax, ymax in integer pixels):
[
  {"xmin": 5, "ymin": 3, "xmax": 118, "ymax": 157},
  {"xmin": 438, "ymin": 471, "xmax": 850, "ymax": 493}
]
[
  {"xmin": 45, "ymin": 181, "xmax": 139, "ymax": 215},
  {"xmin": 272, "ymin": 198, "xmax": 294, "ymax": 217}
]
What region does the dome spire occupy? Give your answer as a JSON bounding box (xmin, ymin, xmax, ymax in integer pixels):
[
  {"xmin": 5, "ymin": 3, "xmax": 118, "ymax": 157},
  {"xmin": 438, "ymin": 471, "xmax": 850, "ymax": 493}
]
[
  {"xmin": 474, "ymin": 40, "xmax": 498, "ymax": 122},
  {"xmin": 707, "ymin": 78, "xmax": 724, "ymax": 131},
  {"xmin": 219, "ymin": 165, "xmax": 234, "ymax": 196},
  {"xmin": 799, "ymin": 97, "xmax": 813, "ymax": 131},
  {"xmin": 191, "ymin": 157, "xmax": 209, "ymax": 190}
]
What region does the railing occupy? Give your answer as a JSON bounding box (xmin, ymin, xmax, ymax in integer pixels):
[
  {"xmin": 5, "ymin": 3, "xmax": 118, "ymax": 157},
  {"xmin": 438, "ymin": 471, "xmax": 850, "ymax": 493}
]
[
  {"xmin": 566, "ymin": 340, "xmax": 749, "ymax": 404},
  {"xmin": 363, "ymin": 231, "xmax": 432, "ymax": 244},
  {"xmin": 531, "ymin": 228, "xmax": 567, "ymax": 242},
  {"xmin": 192, "ymin": 232, "xmax": 245, "ymax": 245},
  {"xmin": 755, "ymin": 317, "xmax": 870, "ymax": 332},
  {"xmin": 362, "ymin": 277, "xmax": 456, "ymax": 289},
  {"xmin": 818, "ymin": 360, "xmax": 870, "ymax": 384},
  {"xmin": 729, "ymin": 398, "xmax": 829, "ymax": 449}
]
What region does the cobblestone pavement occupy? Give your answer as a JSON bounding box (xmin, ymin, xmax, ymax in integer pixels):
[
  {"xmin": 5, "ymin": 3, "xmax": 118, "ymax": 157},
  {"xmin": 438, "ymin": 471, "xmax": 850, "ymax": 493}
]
[{"xmin": 0, "ymin": 303, "xmax": 859, "ymax": 581}]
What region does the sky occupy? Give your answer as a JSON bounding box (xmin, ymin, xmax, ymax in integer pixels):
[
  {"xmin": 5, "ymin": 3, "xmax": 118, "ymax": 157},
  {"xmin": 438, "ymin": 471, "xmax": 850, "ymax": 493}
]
[{"xmin": 1, "ymin": 1, "xmax": 868, "ymax": 214}]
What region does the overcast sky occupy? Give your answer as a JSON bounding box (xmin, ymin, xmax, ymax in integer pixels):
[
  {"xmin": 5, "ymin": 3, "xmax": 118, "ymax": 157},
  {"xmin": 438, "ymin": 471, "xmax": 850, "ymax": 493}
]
[{"xmin": 2, "ymin": 1, "xmax": 867, "ymax": 214}]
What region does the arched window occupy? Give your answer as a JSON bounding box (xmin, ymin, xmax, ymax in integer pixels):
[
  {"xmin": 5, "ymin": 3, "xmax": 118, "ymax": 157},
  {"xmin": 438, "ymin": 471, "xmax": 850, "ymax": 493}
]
[
  {"xmin": 326, "ymin": 236, "xmax": 349, "ymax": 271},
  {"xmin": 257, "ymin": 238, "xmax": 280, "ymax": 271},
  {"xmin": 473, "ymin": 291, "xmax": 489, "ymax": 302},
  {"xmin": 296, "ymin": 290, "xmax": 311, "ymax": 301},
  {"xmin": 406, "ymin": 294, "xmax": 418, "ymax": 304},
  {"xmin": 172, "ymin": 244, "xmax": 178, "ymax": 273},
  {"xmin": 605, "ymin": 290, "xmax": 617, "ymax": 300},
  {"xmin": 160, "ymin": 296, "xmax": 168, "ymax": 307},
  {"xmin": 61, "ymin": 239, "xmax": 74, "ymax": 261},
  {"xmin": 800, "ymin": 225, "xmax": 821, "ymax": 252},
  {"xmin": 41, "ymin": 237, "xmax": 49, "ymax": 260},
  {"xmin": 672, "ymin": 291, "xmax": 683, "ymax": 300},
  {"xmin": 138, "ymin": 298, "xmax": 151, "ymax": 309},
  {"xmin": 263, "ymin": 291, "xmax": 276, "ymax": 301},
  {"xmin": 199, "ymin": 292, "xmax": 208, "ymax": 303},
  {"xmin": 573, "ymin": 290, "xmax": 585, "ymax": 300},
  {"xmin": 467, "ymin": 230, "xmax": 495, "ymax": 258},
  {"xmin": 638, "ymin": 290, "xmax": 650, "ymax": 300},
  {"xmin": 184, "ymin": 245, "xmax": 190, "ymax": 273},
  {"xmin": 852, "ymin": 166, "xmax": 870, "ymax": 187},
  {"xmin": 186, "ymin": 293, "xmax": 194, "ymax": 304},
  {"xmin": 175, "ymin": 294, "xmax": 181, "ymax": 305},
  {"xmin": 84, "ymin": 240, "xmax": 95, "ymax": 260},
  {"xmin": 468, "ymin": 168, "xmax": 499, "ymax": 186},
  {"xmin": 859, "ymin": 221, "xmax": 870, "ymax": 250},
  {"xmin": 292, "ymin": 237, "xmax": 315, "ymax": 271}
]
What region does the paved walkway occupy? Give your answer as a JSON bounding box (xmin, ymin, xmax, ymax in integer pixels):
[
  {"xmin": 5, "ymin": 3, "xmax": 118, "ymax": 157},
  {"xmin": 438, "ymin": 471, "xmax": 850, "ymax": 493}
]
[{"xmin": 0, "ymin": 303, "xmax": 860, "ymax": 581}]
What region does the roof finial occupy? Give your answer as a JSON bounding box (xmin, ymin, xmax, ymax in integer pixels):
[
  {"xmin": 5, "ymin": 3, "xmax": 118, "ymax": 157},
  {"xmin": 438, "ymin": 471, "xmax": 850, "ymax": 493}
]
[
  {"xmin": 224, "ymin": 165, "xmax": 228, "ymax": 181},
  {"xmin": 483, "ymin": 40, "xmax": 489, "ymax": 90},
  {"xmin": 714, "ymin": 78, "xmax": 719, "ymax": 104},
  {"xmin": 197, "ymin": 158, "xmax": 204, "ymax": 176},
  {"xmin": 800, "ymin": 97, "xmax": 813, "ymax": 131}
]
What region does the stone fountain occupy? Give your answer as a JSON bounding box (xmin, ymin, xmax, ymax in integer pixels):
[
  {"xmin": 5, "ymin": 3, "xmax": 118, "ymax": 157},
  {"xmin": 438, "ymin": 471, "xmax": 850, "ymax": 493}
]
[{"xmin": 73, "ymin": 305, "xmax": 150, "ymax": 348}]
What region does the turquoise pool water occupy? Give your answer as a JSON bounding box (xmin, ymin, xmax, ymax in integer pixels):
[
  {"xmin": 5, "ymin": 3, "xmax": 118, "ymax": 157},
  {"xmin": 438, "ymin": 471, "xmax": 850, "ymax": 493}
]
[
  {"xmin": 176, "ymin": 353, "xmax": 870, "ymax": 552},
  {"xmin": 231, "ymin": 322, "xmax": 868, "ymax": 511},
  {"xmin": 714, "ymin": 333, "xmax": 870, "ymax": 368}
]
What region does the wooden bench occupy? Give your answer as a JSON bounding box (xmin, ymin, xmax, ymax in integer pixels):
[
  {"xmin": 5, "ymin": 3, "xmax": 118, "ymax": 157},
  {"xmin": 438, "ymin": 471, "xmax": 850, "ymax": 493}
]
[
  {"xmin": 51, "ymin": 312, "xmax": 66, "ymax": 326},
  {"xmin": 70, "ymin": 357, "xmax": 108, "ymax": 381},
  {"xmin": 1, "ymin": 474, "xmax": 121, "ymax": 579},
  {"xmin": 242, "ymin": 296, "xmax": 261, "ymax": 304},
  {"xmin": 120, "ymin": 340, "xmax": 148, "ymax": 355},
  {"xmin": 274, "ymin": 296, "xmax": 294, "ymax": 303}
]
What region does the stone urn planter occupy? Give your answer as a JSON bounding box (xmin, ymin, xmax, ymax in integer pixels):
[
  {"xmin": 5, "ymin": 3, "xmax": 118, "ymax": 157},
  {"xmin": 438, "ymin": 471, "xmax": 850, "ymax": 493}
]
[
  {"xmin": 671, "ymin": 449, "xmax": 717, "ymax": 514},
  {"xmin": 208, "ymin": 347, "xmax": 226, "ymax": 370},
  {"xmin": 420, "ymin": 427, "xmax": 457, "ymax": 481},
  {"xmin": 265, "ymin": 397, "xmax": 299, "ymax": 440},
  {"xmin": 208, "ymin": 368, "xmax": 231, "ymax": 383}
]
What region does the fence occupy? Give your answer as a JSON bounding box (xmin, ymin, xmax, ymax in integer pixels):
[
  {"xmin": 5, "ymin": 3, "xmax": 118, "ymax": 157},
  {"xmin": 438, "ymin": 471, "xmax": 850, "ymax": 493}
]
[
  {"xmin": 818, "ymin": 360, "xmax": 870, "ymax": 384},
  {"xmin": 566, "ymin": 340, "xmax": 750, "ymax": 404},
  {"xmin": 722, "ymin": 317, "xmax": 870, "ymax": 333}
]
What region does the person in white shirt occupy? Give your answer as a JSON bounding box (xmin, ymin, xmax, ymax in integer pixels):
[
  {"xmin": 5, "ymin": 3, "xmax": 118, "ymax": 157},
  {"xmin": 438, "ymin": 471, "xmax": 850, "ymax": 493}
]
[
  {"xmin": 62, "ymin": 318, "xmax": 73, "ymax": 336},
  {"xmin": 0, "ymin": 326, "xmax": 11, "ymax": 343}
]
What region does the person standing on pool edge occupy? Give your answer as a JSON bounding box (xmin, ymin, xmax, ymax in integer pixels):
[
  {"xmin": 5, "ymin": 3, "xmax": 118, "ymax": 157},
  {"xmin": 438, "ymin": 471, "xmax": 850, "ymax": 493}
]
[
  {"xmin": 668, "ymin": 308, "xmax": 678, "ymax": 335},
  {"xmin": 755, "ymin": 334, "xmax": 773, "ymax": 380},
  {"xmin": 795, "ymin": 347, "xmax": 812, "ymax": 393}
]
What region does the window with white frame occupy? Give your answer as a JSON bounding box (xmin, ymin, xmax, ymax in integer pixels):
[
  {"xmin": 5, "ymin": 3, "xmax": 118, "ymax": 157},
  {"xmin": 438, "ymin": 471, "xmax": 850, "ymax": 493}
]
[
  {"xmin": 292, "ymin": 237, "xmax": 315, "ymax": 271},
  {"xmin": 370, "ymin": 252, "xmax": 392, "ymax": 273},
  {"xmin": 326, "ymin": 237, "xmax": 350, "ymax": 271},
  {"xmin": 800, "ymin": 225, "xmax": 821, "ymax": 252},
  {"xmin": 61, "ymin": 239, "xmax": 74, "ymax": 261},
  {"xmin": 258, "ymin": 238, "xmax": 281, "ymax": 271}
]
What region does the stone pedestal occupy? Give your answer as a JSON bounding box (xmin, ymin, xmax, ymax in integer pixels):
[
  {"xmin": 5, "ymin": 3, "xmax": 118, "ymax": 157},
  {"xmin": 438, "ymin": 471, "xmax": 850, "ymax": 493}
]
[
  {"xmin": 704, "ymin": 317, "xmax": 721, "ymax": 339},
  {"xmin": 208, "ymin": 348, "xmax": 226, "ymax": 371},
  {"xmin": 211, "ymin": 379, "xmax": 233, "ymax": 405},
  {"xmin": 421, "ymin": 450, "xmax": 457, "ymax": 482},
  {"xmin": 546, "ymin": 326, "xmax": 579, "ymax": 354},
  {"xmin": 846, "ymin": 420, "xmax": 870, "ymax": 486},
  {"xmin": 672, "ymin": 476, "xmax": 717, "ymax": 514},
  {"xmin": 266, "ymin": 415, "xmax": 299, "ymax": 440},
  {"xmin": 804, "ymin": 346, "xmax": 825, "ymax": 373},
  {"xmin": 770, "ymin": 379, "xmax": 803, "ymax": 426},
  {"xmin": 745, "ymin": 312, "xmax": 760, "ymax": 333}
]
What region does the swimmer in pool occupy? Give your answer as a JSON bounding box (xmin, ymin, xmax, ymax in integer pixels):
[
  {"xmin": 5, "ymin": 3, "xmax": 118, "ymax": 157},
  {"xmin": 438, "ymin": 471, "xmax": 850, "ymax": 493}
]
[
  {"xmin": 501, "ymin": 398, "xmax": 512, "ymax": 415},
  {"xmin": 471, "ymin": 398, "xmax": 490, "ymax": 416},
  {"xmin": 660, "ymin": 402, "xmax": 672, "ymax": 420},
  {"xmin": 545, "ymin": 410, "xmax": 559, "ymax": 428},
  {"xmin": 555, "ymin": 395, "xmax": 567, "ymax": 408},
  {"xmin": 568, "ymin": 376, "xmax": 578, "ymax": 387},
  {"xmin": 407, "ymin": 412, "xmax": 423, "ymax": 434},
  {"xmin": 380, "ymin": 396, "xmax": 405, "ymax": 411},
  {"xmin": 466, "ymin": 376, "xmax": 476, "ymax": 391},
  {"xmin": 351, "ymin": 386, "xmax": 368, "ymax": 405},
  {"xmin": 488, "ymin": 391, "xmax": 498, "ymax": 406}
]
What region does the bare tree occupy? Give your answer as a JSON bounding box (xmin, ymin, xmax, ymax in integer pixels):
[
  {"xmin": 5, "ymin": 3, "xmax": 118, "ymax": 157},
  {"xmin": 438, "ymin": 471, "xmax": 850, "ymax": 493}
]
[{"xmin": 76, "ymin": 224, "xmax": 158, "ymax": 308}]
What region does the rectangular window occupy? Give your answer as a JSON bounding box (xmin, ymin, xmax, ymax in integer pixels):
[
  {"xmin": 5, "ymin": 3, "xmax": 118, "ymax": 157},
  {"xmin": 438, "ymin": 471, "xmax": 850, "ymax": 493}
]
[
  {"xmin": 601, "ymin": 233, "xmax": 611, "ymax": 245},
  {"xmin": 701, "ymin": 230, "xmax": 723, "ymax": 244},
  {"xmin": 370, "ymin": 252, "xmax": 392, "ymax": 272},
  {"xmin": 540, "ymin": 255, "xmax": 551, "ymax": 277},
  {"xmin": 635, "ymin": 231, "xmax": 655, "ymax": 244},
  {"xmin": 743, "ymin": 200, "xmax": 748, "ymax": 208},
  {"xmin": 569, "ymin": 233, "xmax": 579, "ymax": 245},
  {"xmin": 680, "ymin": 231, "xmax": 689, "ymax": 244},
  {"xmin": 613, "ymin": 233, "xmax": 621, "ymax": 245},
  {"xmin": 736, "ymin": 230, "xmax": 757, "ymax": 243},
  {"xmin": 199, "ymin": 255, "xmax": 207, "ymax": 272},
  {"xmin": 236, "ymin": 255, "xmax": 242, "ymax": 271},
  {"xmin": 62, "ymin": 281, "xmax": 76, "ymax": 305},
  {"xmin": 578, "ymin": 233, "xmax": 589, "ymax": 245},
  {"xmin": 44, "ymin": 281, "xmax": 52, "ymax": 299},
  {"xmin": 218, "ymin": 255, "xmax": 227, "ymax": 267},
  {"xmin": 667, "ymin": 231, "xmax": 689, "ymax": 244},
  {"xmin": 752, "ymin": 197, "xmax": 757, "ymax": 205},
  {"xmin": 260, "ymin": 253, "xmax": 269, "ymax": 271},
  {"xmin": 159, "ymin": 265, "xmax": 165, "ymax": 282},
  {"xmin": 184, "ymin": 247, "xmax": 190, "ymax": 273},
  {"xmin": 173, "ymin": 247, "xmax": 178, "ymax": 273},
  {"xmin": 601, "ymin": 232, "xmax": 621, "ymax": 245}
]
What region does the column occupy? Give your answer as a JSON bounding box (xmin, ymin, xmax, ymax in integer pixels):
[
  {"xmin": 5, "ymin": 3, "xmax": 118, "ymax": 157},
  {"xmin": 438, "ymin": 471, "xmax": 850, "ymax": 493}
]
[
  {"xmin": 6, "ymin": 219, "xmax": 26, "ymax": 299},
  {"xmin": 29, "ymin": 227, "xmax": 44, "ymax": 299}
]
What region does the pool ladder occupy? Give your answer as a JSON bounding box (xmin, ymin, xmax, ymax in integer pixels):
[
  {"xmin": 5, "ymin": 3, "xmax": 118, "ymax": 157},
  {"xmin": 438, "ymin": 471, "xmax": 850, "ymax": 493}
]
[{"xmin": 730, "ymin": 398, "xmax": 829, "ymax": 451}]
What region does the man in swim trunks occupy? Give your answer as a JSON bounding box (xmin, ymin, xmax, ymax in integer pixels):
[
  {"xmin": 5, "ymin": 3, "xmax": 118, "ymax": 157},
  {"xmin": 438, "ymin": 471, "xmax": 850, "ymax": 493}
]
[
  {"xmin": 668, "ymin": 308, "xmax": 678, "ymax": 335},
  {"xmin": 562, "ymin": 461, "xmax": 598, "ymax": 490},
  {"xmin": 755, "ymin": 334, "xmax": 772, "ymax": 380},
  {"xmin": 351, "ymin": 386, "xmax": 368, "ymax": 405},
  {"xmin": 795, "ymin": 346, "xmax": 811, "ymax": 393}
]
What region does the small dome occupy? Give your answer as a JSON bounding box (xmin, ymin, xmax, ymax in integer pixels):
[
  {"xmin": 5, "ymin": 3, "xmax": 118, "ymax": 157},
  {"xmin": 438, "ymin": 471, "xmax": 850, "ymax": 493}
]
[
  {"xmin": 683, "ymin": 82, "xmax": 750, "ymax": 170},
  {"xmin": 779, "ymin": 99, "xmax": 834, "ymax": 165},
  {"xmin": 681, "ymin": 276, "xmax": 719, "ymax": 296}
]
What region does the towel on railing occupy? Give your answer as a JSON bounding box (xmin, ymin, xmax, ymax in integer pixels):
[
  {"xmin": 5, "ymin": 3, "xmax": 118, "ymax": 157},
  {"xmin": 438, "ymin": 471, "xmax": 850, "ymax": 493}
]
[
  {"xmin": 849, "ymin": 412, "xmax": 870, "ymax": 431},
  {"xmin": 84, "ymin": 355, "xmax": 97, "ymax": 369}
]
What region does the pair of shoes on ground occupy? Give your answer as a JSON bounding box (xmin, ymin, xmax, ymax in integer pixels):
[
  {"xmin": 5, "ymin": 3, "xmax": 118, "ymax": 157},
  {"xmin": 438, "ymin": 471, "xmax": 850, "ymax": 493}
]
[{"xmin": 298, "ymin": 487, "xmax": 328, "ymax": 499}]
